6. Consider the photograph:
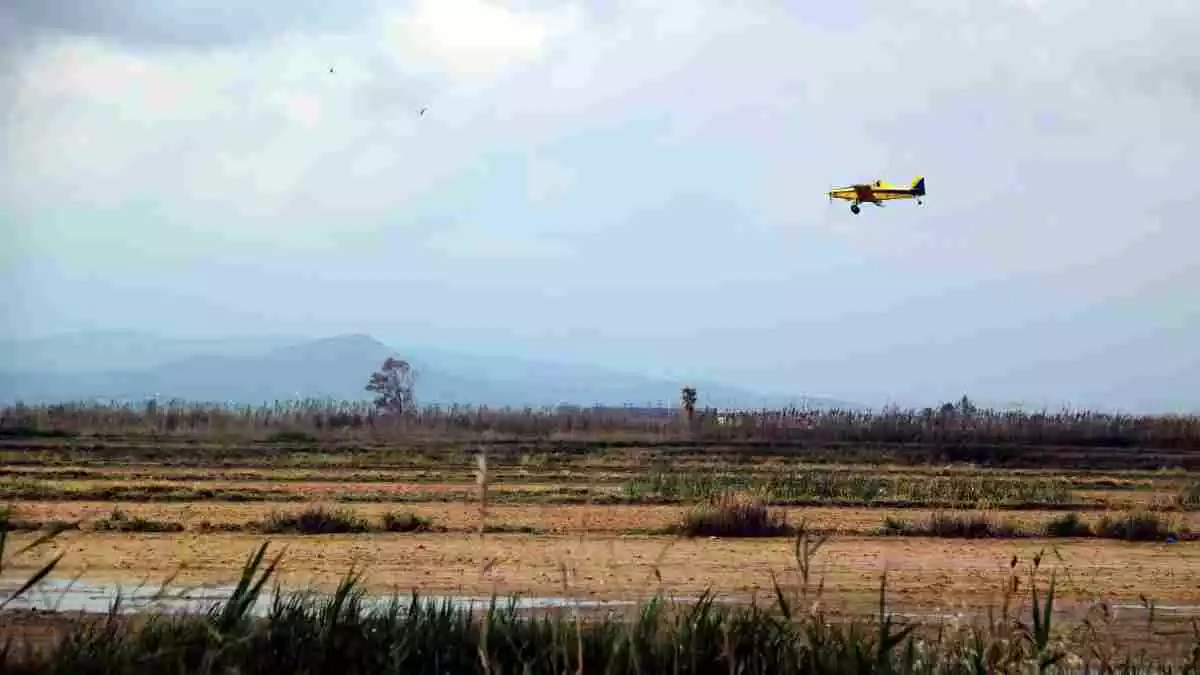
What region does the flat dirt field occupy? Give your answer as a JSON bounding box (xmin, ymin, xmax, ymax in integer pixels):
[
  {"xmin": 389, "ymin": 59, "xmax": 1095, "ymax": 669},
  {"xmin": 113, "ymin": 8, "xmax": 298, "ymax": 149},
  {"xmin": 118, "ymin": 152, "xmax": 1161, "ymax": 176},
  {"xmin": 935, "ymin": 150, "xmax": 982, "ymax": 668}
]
[
  {"xmin": 5, "ymin": 530, "xmax": 1198, "ymax": 612},
  {"xmin": 12, "ymin": 501, "xmax": 1200, "ymax": 535},
  {"xmin": 3, "ymin": 425, "xmax": 1200, "ymax": 656}
]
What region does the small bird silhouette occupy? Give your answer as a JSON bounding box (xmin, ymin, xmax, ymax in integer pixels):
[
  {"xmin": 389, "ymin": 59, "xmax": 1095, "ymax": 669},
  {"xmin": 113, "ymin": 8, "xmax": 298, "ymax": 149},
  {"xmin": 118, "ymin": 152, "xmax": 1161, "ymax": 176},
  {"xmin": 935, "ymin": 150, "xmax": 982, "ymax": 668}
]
[
  {"xmin": 329, "ymin": 66, "xmax": 334, "ymax": 74},
  {"xmin": 419, "ymin": 107, "xmax": 427, "ymax": 116}
]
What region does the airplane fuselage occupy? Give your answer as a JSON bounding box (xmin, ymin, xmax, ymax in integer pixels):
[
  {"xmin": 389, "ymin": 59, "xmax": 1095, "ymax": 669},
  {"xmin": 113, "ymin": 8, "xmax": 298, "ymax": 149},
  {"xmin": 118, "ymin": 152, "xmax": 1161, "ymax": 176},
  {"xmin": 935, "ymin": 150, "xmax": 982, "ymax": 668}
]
[{"xmin": 828, "ymin": 177, "xmax": 926, "ymax": 214}]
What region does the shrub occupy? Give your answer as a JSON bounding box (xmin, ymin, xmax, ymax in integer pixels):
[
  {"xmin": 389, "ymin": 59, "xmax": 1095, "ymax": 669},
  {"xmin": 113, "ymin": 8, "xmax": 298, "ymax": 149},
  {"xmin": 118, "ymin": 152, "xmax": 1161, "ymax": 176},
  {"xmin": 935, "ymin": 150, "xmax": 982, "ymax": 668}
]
[
  {"xmin": 879, "ymin": 516, "xmax": 911, "ymax": 535},
  {"xmin": 1096, "ymin": 512, "xmax": 1172, "ymax": 541},
  {"xmin": 878, "ymin": 512, "xmax": 1023, "ymax": 539},
  {"xmin": 673, "ymin": 493, "xmax": 793, "ymax": 537},
  {"xmin": 92, "ymin": 507, "xmax": 184, "ymax": 533},
  {"xmin": 381, "ymin": 511, "xmax": 433, "ymax": 532},
  {"xmin": 265, "ymin": 429, "xmax": 319, "ymax": 443},
  {"xmin": 1177, "ymin": 481, "xmax": 1200, "ymax": 509},
  {"xmin": 926, "ymin": 511, "xmax": 1003, "ymax": 538},
  {"xmin": 194, "ymin": 520, "xmax": 247, "ymax": 533},
  {"xmin": 1043, "ymin": 512, "xmax": 1093, "ymax": 537},
  {"xmin": 259, "ymin": 506, "xmax": 371, "ymax": 534}
]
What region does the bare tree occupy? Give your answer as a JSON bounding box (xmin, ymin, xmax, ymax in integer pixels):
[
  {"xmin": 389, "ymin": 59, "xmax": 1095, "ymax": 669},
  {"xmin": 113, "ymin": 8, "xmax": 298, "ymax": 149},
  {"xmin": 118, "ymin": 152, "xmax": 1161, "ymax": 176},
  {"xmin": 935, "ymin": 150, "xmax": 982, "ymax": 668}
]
[{"xmin": 365, "ymin": 357, "xmax": 417, "ymax": 415}]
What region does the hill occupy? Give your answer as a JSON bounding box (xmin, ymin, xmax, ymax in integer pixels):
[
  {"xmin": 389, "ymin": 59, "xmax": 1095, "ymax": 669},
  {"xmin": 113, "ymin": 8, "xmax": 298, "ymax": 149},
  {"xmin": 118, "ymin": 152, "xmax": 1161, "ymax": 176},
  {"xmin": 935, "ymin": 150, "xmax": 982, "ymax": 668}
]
[{"xmin": 0, "ymin": 333, "xmax": 860, "ymax": 410}]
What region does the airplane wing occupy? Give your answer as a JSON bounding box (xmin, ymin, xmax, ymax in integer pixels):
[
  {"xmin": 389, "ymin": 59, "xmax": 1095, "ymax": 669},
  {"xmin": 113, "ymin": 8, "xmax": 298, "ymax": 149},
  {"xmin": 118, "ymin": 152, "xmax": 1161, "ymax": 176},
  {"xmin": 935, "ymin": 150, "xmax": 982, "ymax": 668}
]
[{"xmin": 872, "ymin": 191, "xmax": 916, "ymax": 201}]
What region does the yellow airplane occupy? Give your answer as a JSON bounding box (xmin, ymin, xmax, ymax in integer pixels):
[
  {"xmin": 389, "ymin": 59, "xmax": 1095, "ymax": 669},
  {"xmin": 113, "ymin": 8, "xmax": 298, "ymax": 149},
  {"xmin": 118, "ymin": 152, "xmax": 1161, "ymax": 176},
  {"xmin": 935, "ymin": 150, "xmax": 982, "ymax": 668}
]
[{"xmin": 828, "ymin": 176, "xmax": 926, "ymax": 214}]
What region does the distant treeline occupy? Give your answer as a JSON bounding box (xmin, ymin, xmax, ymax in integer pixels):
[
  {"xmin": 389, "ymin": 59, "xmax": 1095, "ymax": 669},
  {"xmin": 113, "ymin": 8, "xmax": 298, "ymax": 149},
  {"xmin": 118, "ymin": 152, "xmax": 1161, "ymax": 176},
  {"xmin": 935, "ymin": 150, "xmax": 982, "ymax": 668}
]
[{"xmin": 3, "ymin": 397, "xmax": 1200, "ymax": 449}]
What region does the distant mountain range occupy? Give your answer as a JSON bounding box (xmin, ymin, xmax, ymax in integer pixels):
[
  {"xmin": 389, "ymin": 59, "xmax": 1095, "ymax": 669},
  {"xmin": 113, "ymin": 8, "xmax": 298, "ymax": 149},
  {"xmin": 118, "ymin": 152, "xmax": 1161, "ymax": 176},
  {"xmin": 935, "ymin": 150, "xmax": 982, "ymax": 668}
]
[{"xmin": 0, "ymin": 332, "xmax": 861, "ymax": 410}]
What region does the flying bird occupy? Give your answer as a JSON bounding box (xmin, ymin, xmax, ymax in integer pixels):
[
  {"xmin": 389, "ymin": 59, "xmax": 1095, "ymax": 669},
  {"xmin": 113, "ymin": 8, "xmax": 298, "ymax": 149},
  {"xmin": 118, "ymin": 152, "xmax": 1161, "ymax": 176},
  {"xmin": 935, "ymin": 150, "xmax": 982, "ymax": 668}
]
[{"xmin": 419, "ymin": 107, "xmax": 427, "ymax": 116}]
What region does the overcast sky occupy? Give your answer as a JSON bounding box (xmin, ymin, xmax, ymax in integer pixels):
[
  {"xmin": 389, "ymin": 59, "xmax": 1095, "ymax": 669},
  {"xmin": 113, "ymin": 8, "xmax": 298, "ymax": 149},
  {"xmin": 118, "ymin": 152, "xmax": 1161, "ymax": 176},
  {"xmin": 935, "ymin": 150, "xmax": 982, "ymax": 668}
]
[{"xmin": 2, "ymin": 0, "xmax": 1198, "ymax": 412}]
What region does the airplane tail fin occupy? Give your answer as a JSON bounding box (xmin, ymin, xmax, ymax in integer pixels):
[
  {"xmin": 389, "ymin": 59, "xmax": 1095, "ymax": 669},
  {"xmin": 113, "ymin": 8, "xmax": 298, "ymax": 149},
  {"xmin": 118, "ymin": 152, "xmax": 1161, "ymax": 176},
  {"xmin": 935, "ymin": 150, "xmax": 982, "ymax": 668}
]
[{"xmin": 912, "ymin": 176, "xmax": 926, "ymax": 196}]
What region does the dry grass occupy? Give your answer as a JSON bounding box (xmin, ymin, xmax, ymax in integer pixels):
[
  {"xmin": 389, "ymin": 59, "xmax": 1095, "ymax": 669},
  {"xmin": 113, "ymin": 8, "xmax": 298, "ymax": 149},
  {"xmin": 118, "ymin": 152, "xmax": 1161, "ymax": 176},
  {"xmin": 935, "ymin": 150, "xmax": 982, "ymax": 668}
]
[
  {"xmin": 6, "ymin": 399, "xmax": 1200, "ymax": 453},
  {"xmin": 671, "ymin": 493, "xmax": 794, "ymax": 537},
  {"xmin": 4, "ymin": 399, "xmax": 1199, "ymax": 670},
  {"xmin": 7, "ymin": 501, "xmax": 1200, "ymax": 538}
]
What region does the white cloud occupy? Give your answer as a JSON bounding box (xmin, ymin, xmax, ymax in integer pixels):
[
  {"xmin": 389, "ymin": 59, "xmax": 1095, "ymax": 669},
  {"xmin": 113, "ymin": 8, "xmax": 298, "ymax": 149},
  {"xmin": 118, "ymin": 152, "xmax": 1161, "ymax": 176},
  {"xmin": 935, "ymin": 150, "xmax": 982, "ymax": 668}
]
[
  {"xmin": 2, "ymin": 0, "xmax": 1199, "ymax": 408},
  {"xmin": 0, "ymin": 0, "xmax": 599, "ymax": 252},
  {"xmin": 381, "ymin": 0, "xmax": 582, "ymax": 79},
  {"xmin": 3, "ymin": 0, "xmax": 1198, "ymax": 272}
]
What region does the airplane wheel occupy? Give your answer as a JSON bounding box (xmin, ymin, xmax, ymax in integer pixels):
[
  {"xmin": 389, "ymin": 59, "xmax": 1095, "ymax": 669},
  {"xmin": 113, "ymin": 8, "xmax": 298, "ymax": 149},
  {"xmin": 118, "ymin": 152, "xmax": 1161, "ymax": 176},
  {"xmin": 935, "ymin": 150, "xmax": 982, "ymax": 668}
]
[{"xmin": 850, "ymin": 204, "xmax": 860, "ymax": 214}]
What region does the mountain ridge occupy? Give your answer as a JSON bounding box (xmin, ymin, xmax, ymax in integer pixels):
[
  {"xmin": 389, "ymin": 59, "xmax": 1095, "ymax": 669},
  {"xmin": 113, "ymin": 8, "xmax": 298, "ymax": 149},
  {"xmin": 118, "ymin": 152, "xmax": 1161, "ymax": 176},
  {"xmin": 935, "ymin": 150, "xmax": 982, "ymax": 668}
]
[{"xmin": 0, "ymin": 332, "xmax": 862, "ymax": 410}]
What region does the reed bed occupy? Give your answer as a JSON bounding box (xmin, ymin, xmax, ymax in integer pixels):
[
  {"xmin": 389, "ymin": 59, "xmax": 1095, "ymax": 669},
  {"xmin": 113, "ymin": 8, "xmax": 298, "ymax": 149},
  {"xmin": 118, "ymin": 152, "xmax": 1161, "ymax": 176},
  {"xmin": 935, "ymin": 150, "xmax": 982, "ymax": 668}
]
[
  {"xmin": 3, "ymin": 524, "xmax": 1199, "ymax": 674},
  {"xmin": 5, "ymin": 398, "xmax": 1200, "ymax": 449}
]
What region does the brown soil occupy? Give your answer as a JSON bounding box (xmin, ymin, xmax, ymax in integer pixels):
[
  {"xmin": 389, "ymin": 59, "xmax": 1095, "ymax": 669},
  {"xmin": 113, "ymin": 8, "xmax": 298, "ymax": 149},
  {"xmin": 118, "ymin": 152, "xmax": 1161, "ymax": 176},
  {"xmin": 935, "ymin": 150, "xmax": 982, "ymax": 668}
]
[
  {"xmin": 3, "ymin": 530, "xmax": 1198, "ymax": 613},
  {"xmin": 9, "ymin": 501, "xmax": 1200, "ymax": 535},
  {"xmin": 41, "ymin": 478, "xmax": 573, "ymax": 496},
  {"xmin": 1075, "ymin": 489, "xmax": 1179, "ymax": 509}
]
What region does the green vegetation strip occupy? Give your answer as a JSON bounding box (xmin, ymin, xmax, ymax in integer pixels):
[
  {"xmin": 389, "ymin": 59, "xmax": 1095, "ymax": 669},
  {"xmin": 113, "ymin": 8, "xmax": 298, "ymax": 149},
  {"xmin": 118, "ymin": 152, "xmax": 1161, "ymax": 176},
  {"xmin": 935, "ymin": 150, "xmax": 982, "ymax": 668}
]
[
  {"xmin": 5, "ymin": 475, "xmax": 1197, "ymax": 510},
  {"xmin": 623, "ymin": 471, "xmax": 1080, "ymax": 506}
]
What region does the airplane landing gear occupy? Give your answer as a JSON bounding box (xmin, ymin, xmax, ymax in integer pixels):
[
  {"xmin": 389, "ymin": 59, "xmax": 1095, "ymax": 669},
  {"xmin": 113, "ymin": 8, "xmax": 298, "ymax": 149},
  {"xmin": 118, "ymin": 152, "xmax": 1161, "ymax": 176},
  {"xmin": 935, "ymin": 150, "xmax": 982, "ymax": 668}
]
[{"xmin": 850, "ymin": 203, "xmax": 860, "ymax": 214}]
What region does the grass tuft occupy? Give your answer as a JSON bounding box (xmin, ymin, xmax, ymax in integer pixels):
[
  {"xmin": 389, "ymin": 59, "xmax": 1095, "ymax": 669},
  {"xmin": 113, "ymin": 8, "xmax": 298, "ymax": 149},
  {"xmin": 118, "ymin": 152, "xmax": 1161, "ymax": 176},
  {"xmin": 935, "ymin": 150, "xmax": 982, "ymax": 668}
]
[
  {"xmin": 265, "ymin": 429, "xmax": 319, "ymax": 443},
  {"xmin": 92, "ymin": 507, "xmax": 184, "ymax": 533},
  {"xmin": 877, "ymin": 511, "xmax": 1023, "ymax": 538},
  {"xmin": 1095, "ymin": 511, "xmax": 1174, "ymax": 541},
  {"xmin": 1176, "ymin": 480, "xmax": 1200, "ymax": 509},
  {"xmin": 258, "ymin": 506, "xmax": 371, "ymax": 534},
  {"xmin": 380, "ymin": 510, "xmax": 434, "ymax": 532},
  {"xmin": 672, "ymin": 493, "xmax": 794, "ymax": 537},
  {"xmin": 1043, "ymin": 511, "xmax": 1093, "ymax": 537}
]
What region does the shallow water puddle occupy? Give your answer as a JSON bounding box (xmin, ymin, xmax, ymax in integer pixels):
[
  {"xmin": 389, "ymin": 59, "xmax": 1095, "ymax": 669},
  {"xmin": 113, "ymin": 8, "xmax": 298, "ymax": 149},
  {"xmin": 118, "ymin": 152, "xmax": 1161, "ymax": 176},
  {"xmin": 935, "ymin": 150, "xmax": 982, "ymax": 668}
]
[
  {"xmin": 6, "ymin": 576, "xmax": 1200, "ymax": 622},
  {"xmin": 0, "ymin": 577, "xmax": 642, "ymax": 617}
]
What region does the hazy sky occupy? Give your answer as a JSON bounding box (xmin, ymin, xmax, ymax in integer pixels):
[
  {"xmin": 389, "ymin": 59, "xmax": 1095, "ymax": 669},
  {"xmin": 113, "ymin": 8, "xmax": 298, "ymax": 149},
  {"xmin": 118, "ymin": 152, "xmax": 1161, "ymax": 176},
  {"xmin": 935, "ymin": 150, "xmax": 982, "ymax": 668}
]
[{"xmin": 2, "ymin": 0, "xmax": 1198, "ymax": 412}]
